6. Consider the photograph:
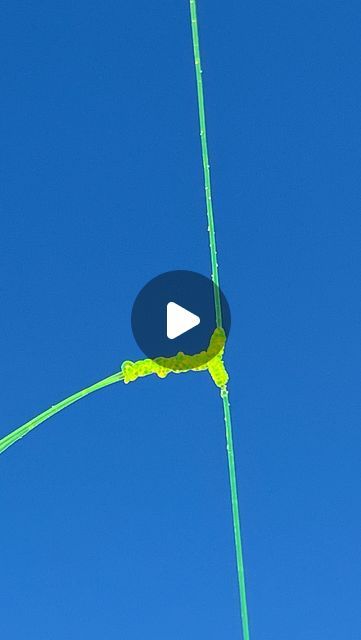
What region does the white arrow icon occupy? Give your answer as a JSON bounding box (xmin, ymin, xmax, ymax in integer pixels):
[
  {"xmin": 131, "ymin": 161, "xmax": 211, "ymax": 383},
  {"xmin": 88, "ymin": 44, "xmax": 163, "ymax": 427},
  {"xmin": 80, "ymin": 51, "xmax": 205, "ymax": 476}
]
[{"xmin": 166, "ymin": 302, "xmax": 200, "ymax": 340}]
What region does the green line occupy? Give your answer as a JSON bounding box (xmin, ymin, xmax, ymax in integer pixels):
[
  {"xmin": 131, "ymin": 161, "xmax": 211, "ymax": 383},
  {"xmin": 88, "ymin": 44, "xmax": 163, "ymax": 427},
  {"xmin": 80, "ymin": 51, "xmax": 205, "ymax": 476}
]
[
  {"xmin": 222, "ymin": 388, "xmax": 250, "ymax": 639},
  {"xmin": 0, "ymin": 372, "xmax": 124, "ymax": 456},
  {"xmin": 189, "ymin": 2, "xmax": 251, "ymax": 638},
  {"xmin": 189, "ymin": 0, "xmax": 222, "ymax": 327}
]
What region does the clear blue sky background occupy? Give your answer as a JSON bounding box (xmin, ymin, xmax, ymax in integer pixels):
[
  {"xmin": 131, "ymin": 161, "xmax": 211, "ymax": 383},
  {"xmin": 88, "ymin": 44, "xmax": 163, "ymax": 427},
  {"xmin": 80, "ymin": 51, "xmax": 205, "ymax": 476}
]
[{"xmin": 1, "ymin": 2, "xmax": 360, "ymax": 638}]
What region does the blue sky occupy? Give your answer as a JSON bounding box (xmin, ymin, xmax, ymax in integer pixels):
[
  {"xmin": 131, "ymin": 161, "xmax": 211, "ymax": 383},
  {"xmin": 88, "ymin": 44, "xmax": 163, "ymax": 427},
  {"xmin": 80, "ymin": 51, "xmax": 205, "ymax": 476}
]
[{"xmin": 1, "ymin": 1, "xmax": 360, "ymax": 638}]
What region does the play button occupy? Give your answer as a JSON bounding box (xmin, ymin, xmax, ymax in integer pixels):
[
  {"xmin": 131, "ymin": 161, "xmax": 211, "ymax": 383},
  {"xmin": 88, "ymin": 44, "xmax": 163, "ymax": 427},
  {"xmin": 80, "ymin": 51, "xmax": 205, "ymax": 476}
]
[
  {"xmin": 166, "ymin": 302, "xmax": 200, "ymax": 339},
  {"xmin": 131, "ymin": 270, "xmax": 231, "ymax": 369}
]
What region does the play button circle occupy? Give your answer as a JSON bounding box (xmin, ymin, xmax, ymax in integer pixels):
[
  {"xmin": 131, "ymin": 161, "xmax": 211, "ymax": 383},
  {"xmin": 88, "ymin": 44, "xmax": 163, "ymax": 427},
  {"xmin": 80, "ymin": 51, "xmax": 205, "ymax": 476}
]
[{"xmin": 131, "ymin": 270, "xmax": 231, "ymax": 367}]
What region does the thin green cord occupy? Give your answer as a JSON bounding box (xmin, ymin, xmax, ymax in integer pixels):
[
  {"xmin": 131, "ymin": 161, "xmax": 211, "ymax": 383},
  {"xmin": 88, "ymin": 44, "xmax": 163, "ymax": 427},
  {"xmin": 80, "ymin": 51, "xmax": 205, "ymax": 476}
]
[
  {"xmin": 189, "ymin": 1, "xmax": 251, "ymax": 637},
  {"xmin": 0, "ymin": 372, "xmax": 124, "ymax": 455},
  {"xmin": 222, "ymin": 388, "xmax": 250, "ymax": 638},
  {"xmin": 189, "ymin": 0, "xmax": 222, "ymax": 327}
]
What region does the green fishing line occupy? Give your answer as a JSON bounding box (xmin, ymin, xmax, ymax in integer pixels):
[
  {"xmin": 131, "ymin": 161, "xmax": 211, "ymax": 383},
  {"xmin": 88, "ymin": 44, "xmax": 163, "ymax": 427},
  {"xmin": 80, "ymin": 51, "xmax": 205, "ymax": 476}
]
[
  {"xmin": 189, "ymin": 0, "xmax": 222, "ymax": 328},
  {"xmin": 0, "ymin": 372, "xmax": 124, "ymax": 455},
  {"xmin": 189, "ymin": 1, "xmax": 251, "ymax": 637}
]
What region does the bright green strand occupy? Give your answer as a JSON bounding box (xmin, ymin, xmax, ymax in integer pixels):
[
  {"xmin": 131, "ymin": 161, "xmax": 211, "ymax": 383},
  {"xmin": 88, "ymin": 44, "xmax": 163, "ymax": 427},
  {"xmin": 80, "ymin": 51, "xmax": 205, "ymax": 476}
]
[
  {"xmin": 222, "ymin": 388, "xmax": 251, "ymax": 639},
  {"xmin": 189, "ymin": 0, "xmax": 222, "ymax": 327},
  {"xmin": 0, "ymin": 372, "xmax": 124, "ymax": 455},
  {"xmin": 189, "ymin": 1, "xmax": 251, "ymax": 637}
]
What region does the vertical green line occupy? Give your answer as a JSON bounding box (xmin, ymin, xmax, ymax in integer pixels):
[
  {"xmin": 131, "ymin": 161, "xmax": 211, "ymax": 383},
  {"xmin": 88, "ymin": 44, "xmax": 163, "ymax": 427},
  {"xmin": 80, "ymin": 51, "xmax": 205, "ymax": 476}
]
[
  {"xmin": 189, "ymin": 1, "xmax": 251, "ymax": 638},
  {"xmin": 189, "ymin": 0, "xmax": 222, "ymax": 328},
  {"xmin": 222, "ymin": 388, "xmax": 250, "ymax": 639}
]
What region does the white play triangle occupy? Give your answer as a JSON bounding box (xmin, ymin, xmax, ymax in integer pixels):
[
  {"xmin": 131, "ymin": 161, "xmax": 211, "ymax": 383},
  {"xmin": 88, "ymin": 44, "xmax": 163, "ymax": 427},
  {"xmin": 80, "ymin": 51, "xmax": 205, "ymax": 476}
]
[{"xmin": 166, "ymin": 302, "xmax": 200, "ymax": 340}]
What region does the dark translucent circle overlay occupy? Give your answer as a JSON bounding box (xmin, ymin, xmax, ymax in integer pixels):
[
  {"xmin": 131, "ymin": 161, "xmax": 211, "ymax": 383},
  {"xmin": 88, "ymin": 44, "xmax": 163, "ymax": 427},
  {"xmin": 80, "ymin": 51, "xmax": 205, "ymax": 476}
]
[{"xmin": 131, "ymin": 270, "xmax": 231, "ymax": 364}]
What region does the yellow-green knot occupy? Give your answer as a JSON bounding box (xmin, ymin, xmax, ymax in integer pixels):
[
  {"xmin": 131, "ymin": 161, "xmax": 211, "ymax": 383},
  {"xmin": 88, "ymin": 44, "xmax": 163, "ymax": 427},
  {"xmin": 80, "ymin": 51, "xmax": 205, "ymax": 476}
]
[{"xmin": 121, "ymin": 327, "xmax": 229, "ymax": 388}]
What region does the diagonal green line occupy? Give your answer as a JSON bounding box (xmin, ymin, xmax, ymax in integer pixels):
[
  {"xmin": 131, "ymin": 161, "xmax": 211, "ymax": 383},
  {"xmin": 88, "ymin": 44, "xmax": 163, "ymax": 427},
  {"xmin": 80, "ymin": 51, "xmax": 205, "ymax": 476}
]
[
  {"xmin": 0, "ymin": 372, "xmax": 124, "ymax": 455},
  {"xmin": 189, "ymin": 1, "xmax": 251, "ymax": 637}
]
